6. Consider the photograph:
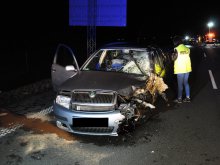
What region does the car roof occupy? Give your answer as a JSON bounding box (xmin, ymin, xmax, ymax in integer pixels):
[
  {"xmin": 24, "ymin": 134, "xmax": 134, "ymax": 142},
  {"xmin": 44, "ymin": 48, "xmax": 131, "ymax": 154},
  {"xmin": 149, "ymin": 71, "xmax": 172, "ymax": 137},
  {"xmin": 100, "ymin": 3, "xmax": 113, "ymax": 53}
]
[{"xmin": 100, "ymin": 42, "xmax": 148, "ymax": 49}]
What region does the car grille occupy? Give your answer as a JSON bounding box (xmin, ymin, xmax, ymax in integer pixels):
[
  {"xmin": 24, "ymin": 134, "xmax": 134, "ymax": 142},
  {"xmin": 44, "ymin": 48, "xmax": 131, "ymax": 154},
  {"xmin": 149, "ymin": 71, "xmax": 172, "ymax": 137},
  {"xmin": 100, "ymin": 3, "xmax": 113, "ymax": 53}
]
[
  {"xmin": 72, "ymin": 127, "xmax": 114, "ymax": 133},
  {"xmin": 73, "ymin": 105, "xmax": 115, "ymax": 111},
  {"xmin": 71, "ymin": 90, "xmax": 117, "ymax": 112},
  {"xmin": 72, "ymin": 91, "xmax": 114, "ymax": 103}
]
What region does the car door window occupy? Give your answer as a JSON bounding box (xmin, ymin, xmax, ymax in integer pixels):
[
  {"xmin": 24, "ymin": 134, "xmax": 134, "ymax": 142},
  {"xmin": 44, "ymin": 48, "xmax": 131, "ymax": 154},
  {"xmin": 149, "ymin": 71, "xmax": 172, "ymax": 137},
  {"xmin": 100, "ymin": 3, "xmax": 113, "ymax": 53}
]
[
  {"xmin": 56, "ymin": 46, "xmax": 76, "ymax": 68},
  {"xmin": 83, "ymin": 50, "xmax": 104, "ymax": 71}
]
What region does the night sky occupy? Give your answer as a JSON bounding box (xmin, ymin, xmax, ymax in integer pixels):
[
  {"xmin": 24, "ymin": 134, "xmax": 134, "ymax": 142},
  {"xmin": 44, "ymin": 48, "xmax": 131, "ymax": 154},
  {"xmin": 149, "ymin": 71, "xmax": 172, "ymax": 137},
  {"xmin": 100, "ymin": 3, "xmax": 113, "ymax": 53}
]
[
  {"xmin": 128, "ymin": 0, "xmax": 220, "ymax": 38},
  {"xmin": 1, "ymin": 0, "xmax": 219, "ymax": 42}
]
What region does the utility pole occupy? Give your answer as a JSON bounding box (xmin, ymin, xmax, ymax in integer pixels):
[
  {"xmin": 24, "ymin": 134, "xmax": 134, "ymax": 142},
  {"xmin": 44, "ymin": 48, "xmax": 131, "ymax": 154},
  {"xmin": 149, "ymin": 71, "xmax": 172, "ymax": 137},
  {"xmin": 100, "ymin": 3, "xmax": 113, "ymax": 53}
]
[{"xmin": 87, "ymin": 0, "xmax": 97, "ymax": 57}]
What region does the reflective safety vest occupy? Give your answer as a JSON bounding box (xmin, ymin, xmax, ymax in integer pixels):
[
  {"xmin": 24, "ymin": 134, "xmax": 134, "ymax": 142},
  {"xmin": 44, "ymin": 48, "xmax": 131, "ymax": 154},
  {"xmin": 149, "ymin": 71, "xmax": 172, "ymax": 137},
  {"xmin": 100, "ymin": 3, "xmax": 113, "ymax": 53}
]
[{"xmin": 174, "ymin": 44, "xmax": 192, "ymax": 74}]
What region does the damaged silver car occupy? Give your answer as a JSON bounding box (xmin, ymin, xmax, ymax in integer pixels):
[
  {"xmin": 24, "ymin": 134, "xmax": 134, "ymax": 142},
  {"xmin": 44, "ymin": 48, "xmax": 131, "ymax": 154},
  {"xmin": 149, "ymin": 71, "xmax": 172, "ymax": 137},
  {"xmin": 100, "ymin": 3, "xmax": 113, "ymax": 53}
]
[{"xmin": 51, "ymin": 42, "xmax": 168, "ymax": 136}]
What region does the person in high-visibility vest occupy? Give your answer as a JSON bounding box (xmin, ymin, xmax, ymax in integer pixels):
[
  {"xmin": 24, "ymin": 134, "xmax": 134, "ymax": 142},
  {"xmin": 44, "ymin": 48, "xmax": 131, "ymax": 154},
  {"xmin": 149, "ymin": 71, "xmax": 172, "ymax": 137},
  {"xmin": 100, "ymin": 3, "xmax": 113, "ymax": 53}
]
[{"xmin": 172, "ymin": 36, "xmax": 192, "ymax": 103}]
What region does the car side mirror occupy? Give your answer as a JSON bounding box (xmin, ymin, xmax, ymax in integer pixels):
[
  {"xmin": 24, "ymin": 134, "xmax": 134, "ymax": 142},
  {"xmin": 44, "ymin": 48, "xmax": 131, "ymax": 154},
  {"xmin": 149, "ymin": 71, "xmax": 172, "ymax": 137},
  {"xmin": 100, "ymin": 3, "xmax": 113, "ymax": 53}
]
[{"xmin": 65, "ymin": 65, "xmax": 76, "ymax": 71}]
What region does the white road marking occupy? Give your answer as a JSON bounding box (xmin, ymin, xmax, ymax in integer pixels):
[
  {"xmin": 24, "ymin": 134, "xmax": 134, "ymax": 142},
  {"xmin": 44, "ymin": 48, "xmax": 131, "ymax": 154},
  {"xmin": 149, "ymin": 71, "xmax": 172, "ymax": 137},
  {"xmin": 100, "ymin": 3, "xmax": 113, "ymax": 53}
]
[
  {"xmin": 0, "ymin": 124, "xmax": 23, "ymax": 138},
  {"xmin": 208, "ymin": 70, "xmax": 218, "ymax": 89},
  {"xmin": 0, "ymin": 106, "xmax": 53, "ymax": 138},
  {"xmin": 26, "ymin": 106, "xmax": 53, "ymax": 119},
  {"xmin": 0, "ymin": 113, "xmax": 8, "ymax": 117},
  {"xmin": 203, "ymin": 52, "xmax": 207, "ymax": 58}
]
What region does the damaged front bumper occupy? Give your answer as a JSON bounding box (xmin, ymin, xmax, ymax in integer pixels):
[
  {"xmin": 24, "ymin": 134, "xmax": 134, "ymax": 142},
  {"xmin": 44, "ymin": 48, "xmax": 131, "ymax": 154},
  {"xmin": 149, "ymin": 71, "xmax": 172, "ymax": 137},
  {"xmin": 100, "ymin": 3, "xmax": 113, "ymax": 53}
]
[
  {"xmin": 53, "ymin": 74, "xmax": 168, "ymax": 136},
  {"xmin": 53, "ymin": 103, "xmax": 125, "ymax": 136}
]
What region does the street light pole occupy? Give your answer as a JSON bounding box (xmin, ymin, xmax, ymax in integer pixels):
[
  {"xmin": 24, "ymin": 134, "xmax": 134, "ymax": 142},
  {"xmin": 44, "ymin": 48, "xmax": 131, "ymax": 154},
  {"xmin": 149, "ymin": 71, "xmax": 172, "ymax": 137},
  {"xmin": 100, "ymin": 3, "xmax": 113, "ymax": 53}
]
[
  {"xmin": 207, "ymin": 21, "xmax": 214, "ymax": 42},
  {"xmin": 207, "ymin": 22, "xmax": 214, "ymax": 34}
]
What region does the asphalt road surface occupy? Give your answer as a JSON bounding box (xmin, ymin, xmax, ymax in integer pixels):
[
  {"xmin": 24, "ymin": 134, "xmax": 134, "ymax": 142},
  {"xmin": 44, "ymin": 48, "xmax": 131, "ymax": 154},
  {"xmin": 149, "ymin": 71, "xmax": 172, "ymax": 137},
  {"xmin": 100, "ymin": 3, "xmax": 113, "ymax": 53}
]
[{"xmin": 0, "ymin": 45, "xmax": 220, "ymax": 165}]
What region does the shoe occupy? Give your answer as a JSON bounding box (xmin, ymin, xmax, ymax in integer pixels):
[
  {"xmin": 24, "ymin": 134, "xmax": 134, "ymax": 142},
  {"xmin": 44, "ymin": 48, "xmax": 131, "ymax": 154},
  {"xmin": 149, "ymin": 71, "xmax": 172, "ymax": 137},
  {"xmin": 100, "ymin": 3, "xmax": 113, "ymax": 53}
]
[
  {"xmin": 173, "ymin": 98, "xmax": 182, "ymax": 103},
  {"xmin": 183, "ymin": 97, "xmax": 191, "ymax": 102}
]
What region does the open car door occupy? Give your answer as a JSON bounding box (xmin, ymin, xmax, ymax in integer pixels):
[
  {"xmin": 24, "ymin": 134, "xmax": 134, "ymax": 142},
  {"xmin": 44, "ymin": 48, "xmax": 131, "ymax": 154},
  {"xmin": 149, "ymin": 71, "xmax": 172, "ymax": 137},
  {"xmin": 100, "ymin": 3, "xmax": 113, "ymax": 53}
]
[{"xmin": 51, "ymin": 44, "xmax": 79, "ymax": 91}]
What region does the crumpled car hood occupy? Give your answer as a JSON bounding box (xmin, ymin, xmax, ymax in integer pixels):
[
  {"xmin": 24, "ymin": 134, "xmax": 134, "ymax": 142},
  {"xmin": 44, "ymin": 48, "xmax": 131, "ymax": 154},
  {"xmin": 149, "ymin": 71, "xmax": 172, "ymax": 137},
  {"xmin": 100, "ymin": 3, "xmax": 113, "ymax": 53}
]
[{"xmin": 59, "ymin": 71, "xmax": 146, "ymax": 96}]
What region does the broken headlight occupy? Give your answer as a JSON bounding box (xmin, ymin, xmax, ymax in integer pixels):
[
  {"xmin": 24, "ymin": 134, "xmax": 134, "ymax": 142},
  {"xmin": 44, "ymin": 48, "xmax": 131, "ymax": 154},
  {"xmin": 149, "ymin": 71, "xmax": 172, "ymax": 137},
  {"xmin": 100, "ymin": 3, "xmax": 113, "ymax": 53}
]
[{"xmin": 56, "ymin": 95, "xmax": 71, "ymax": 109}]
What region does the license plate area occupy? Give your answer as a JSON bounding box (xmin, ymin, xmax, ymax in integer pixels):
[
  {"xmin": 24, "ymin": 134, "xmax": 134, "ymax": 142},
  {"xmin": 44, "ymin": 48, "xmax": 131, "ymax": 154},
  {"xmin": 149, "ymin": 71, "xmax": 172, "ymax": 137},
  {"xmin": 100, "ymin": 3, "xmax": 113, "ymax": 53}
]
[{"xmin": 73, "ymin": 118, "xmax": 108, "ymax": 127}]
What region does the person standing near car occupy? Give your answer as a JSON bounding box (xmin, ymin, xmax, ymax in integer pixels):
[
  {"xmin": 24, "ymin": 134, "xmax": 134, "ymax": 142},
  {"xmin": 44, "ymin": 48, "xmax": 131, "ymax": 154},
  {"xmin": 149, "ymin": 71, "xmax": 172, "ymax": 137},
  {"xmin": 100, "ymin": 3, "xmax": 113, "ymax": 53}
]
[{"xmin": 172, "ymin": 36, "xmax": 192, "ymax": 103}]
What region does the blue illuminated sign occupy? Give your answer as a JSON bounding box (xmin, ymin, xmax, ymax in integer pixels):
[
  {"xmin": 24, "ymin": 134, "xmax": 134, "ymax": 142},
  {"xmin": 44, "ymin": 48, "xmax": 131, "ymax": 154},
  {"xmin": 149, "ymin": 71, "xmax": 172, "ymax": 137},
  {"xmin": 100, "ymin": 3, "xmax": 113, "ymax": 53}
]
[{"xmin": 69, "ymin": 0, "xmax": 127, "ymax": 27}]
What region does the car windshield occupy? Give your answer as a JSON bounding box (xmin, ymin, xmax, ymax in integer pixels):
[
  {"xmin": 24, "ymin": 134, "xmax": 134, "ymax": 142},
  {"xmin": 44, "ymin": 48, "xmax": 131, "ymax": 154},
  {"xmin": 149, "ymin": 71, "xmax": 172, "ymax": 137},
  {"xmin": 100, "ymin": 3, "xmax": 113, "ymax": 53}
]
[{"xmin": 82, "ymin": 49, "xmax": 151, "ymax": 75}]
